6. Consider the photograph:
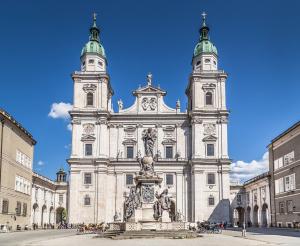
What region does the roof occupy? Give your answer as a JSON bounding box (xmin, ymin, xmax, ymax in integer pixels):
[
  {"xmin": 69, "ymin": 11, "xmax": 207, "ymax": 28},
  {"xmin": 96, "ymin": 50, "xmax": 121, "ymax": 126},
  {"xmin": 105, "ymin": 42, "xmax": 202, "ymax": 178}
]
[
  {"xmin": 243, "ymin": 171, "xmax": 270, "ymax": 186},
  {"xmin": 0, "ymin": 108, "xmax": 36, "ymax": 145},
  {"xmin": 269, "ymin": 120, "xmax": 300, "ymax": 146}
]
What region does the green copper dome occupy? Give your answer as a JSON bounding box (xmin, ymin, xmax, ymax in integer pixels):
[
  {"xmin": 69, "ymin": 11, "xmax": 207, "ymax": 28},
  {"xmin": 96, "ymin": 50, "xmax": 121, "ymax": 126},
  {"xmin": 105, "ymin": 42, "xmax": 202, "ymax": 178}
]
[
  {"xmin": 81, "ymin": 14, "xmax": 106, "ymax": 58},
  {"xmin": 194, "ymin": 40, "xmax": 217, "ymax": 56},
  {"xmin": 81, "ymin": 40, "xmax": 106, "ymax": 57},
  {"xmin": 193, "ymin": 12, "xmax": 217, "ymax": 57}
]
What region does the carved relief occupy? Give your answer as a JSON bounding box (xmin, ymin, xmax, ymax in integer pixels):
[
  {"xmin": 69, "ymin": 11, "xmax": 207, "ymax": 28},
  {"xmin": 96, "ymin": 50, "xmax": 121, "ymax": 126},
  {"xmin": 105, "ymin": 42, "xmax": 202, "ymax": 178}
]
[
  {"xmin": 203, "ymin": 123, "xmax": 216, "ymax": 135},
  {"xmin": 83, "ymin": 123, "xmax": 95, "ymax": 135},
  {"xmin": 142, "ymin": 97, "xmax": 157, "ymax": 111},
  {"xmin": 191, "ymin": 117, "xmax": 202, "ymax": 124},
  {"xmin": 83, "ymin": 84, "xmax": 97, "ymax": 93}
]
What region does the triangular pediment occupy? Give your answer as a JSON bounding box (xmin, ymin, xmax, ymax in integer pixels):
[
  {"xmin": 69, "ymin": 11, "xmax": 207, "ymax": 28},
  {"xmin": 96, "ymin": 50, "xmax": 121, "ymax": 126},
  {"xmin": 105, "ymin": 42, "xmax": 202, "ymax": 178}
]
[
  {"xmin": 133, "ymin": 85, "xmax": 166, "ymax": 96},
  {"xmin": 81, "ymin": 134, "xmax": 96, "ymax": 142},
  {"xmin": 202, "ymin": 135, "xmax": 217, "ymax": 142}
]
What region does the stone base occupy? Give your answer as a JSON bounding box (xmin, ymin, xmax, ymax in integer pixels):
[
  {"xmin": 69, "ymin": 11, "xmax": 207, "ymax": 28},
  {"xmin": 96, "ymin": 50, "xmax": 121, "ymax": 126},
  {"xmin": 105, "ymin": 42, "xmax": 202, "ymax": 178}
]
[
  {"xmin": 108, "ymin": 221, "xmax": 187, "ymax": 232},
  {"xmin": 161, "ymin": 210, "xmax": 171, "ymax": 223}
]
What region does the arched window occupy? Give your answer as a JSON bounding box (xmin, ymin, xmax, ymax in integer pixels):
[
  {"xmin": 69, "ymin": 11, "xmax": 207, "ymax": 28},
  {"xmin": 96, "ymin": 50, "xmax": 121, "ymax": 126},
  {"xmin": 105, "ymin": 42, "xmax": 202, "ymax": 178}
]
[
  {"xmin": 205, "ymin": 92, "xmax": 213, "ymax": 106},
  {"xmin": 87, "ymin": 92, "xmax": 93, "ymax": 106},
  {"xmin": 84, "ymin": 195, "xmax": 91, "ymax": 206}
]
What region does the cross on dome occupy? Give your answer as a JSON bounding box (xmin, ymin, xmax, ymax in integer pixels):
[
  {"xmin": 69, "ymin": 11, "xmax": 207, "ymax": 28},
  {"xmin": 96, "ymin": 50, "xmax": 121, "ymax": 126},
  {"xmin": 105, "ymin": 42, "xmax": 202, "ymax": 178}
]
[
  {"xmin": 201, "ymin": 12, "xmax": 207, "ymax": 26},
  {"xmin": 147, "ymin": 73, "xmax": 152, "ymax": 86}
]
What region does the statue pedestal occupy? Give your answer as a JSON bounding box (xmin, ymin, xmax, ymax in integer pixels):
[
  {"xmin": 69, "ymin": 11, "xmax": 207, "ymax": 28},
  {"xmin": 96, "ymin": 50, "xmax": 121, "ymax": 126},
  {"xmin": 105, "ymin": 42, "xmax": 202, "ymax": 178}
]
[{"xmin": 161, "ymin": 210, "xmax": 171, "ymax": 223}]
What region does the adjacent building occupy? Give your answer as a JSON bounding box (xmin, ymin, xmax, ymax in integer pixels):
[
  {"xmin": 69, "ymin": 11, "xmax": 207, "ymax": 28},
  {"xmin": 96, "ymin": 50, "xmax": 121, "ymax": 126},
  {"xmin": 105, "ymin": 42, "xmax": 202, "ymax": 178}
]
[
  {"xmin": 269, "ymin": 121, "xmax": 300, "ymax": 228},
  {"xmin": 0, "ymin": 109, "xmax": 36, "ymax": 230},
  {"xmin": 68, "ymin": 14, "xmax": 231, "ymax": 224},
  {"xmin": 31, "ymin": 169, "xmax": 68, "ymax": 228},
  {"xmin": 230, "ymin": 172, "xmax": 271, "ymax": 227}
]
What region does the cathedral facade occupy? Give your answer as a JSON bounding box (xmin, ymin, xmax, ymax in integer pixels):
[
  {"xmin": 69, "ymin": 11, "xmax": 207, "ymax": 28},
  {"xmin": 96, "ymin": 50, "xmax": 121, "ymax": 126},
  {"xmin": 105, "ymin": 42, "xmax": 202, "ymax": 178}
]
[{"xmin": 68, "ymin": 14, "xmax": 231, "ymax": 224}]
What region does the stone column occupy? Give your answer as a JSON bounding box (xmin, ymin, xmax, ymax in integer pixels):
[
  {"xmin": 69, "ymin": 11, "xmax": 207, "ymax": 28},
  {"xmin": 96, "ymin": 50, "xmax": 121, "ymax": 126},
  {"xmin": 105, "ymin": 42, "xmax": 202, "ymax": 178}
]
[
  {"xmin": 176, "ymin": 172, "xmax": 183, "ymax": 217},
  {"xmin": 193, "ymin": 168, "xmax": 204, "ymax": 222}
]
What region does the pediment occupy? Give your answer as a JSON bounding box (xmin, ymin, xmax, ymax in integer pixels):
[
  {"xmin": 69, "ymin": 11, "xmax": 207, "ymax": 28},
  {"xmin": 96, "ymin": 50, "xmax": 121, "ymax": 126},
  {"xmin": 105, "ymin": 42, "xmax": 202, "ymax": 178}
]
[
  {"xmin": 202, "ymin": 135, "xmax": 217, "ymax": 142},
  {"xmin": 133, "ymin": 85, "xmax": 166, "ymax": 96},
  {"xmin": 81, "ymin": 134, "xmax": 96, "ymax": 142},
  {"xmin": 122, "ymin": 139, "xmax": 137, "ymax": 145},
  {"xmin": 161, "ymin": 138, "xmax": 176, "ymax": 145}
]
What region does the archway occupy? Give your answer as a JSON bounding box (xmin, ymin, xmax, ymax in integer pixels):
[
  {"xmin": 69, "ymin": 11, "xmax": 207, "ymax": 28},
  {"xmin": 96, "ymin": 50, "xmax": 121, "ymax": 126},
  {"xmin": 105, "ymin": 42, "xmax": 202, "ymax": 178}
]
[
  {"xmin": 32, "ymin": 203, "xmax": 39, "ymax": 225},
  {"xmin": 56, "ymin": 207, "xmax": 65, "ymax": 224},
  {"xmin": 253, "ymin": 205, "xmax": 259, "ymax": 227},
  {"xmin": 246, "ymin": 206, "xmax": 252, "ymax": 227},
  {"xmin": 233, "ymin": 207, "xmax": 244, "ymax": 227},
  {"xmin": 261, "ymin": 203, "xmax": 268, "ymax": 227},
  {"xmin": 41, "ymin": 205, "xmax": 47, "ymax": 227}
]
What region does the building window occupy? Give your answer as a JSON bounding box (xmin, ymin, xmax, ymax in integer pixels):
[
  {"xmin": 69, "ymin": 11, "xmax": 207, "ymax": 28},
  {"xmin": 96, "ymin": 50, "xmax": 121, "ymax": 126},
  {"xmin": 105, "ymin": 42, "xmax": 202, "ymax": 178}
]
[
  {"xmin": 205, "ymin": 58, "xmax": 211, "ymax": 63},
  {"xmin": 84, "ymin": 195, "xmax": 91, "ymax": 206},
  {"xmin": 208, "ymin": 195, "xmax": 215, "ymax": 206},
  {"xmin": 126, "ymin": 146, "xmax": 134, "ymax": 158},
  {"xmin": 287, "ymin": 200, "xmax": 293, "ymax": 213},
  {"xmin": 85, "ymin": 144, "xmax": 93, "ymax": 156},
  {"xmin": 284, "ymin": 173, "xmax": 295, "ymax": 192},
  {"xmin": 22, "ymin": 203, "xmax": 27, "ymax": 216},
  {"xmin": 165, "ymin": 146, "xmax": 173, "ymax": 159},
  {"xmin": 196, "ymin": 61, "xmax": 201, "ymax": 66},
  {"xmin": 207, "ymin": 173, "xmax": 216, "ymax": 185},
  {"xmin": 126, "ymin": 174, "xmax": 134, "ymax": 186},
  {"xmin": 206, "ymin": 144, "xmax": 215, "ymax": 157},
  {"xmin": 86, "ymin": 92, "xmax": 94, "ymax": 106},
  {"xmin": 82, "ymin": 61, "xmax": 86, "ymax": 66},
  {"xmin": 98, "ymin": 61, "xmax": 103, "ymax": 67},
  {"xmin": 253, "ymin": 192, "xmax": 258, "ymax": 204},
  {"xmin": 205, "ymin": 92, "xmax": 213, "ymax": 105},
  {"xmin": 279, "ymin": 202, "xmax": 284, "ymax": 214},
  {"xmin": 16, "ymin": 201, "xmax": 21, "ymax": 216},
  {"xmin": 237, "ymin": 194, "xmax": 242, "ymax": 205},
  {"xmin": 284, "ymin": 151, "xmax": 294, "ymax": 166},
  {"xmin": 59, "ymin": 194, "xmax": 63, "ymax": 204},
  {"xmin": 88, "ymin": 59, "xmax": 94, "ymax": 64},
  {"xmin": 2, "ymin": 199, "xmax": 9, "ymax": 214},
  {"xmin": 84, "ymin": 173, "xmax": 92, "ymax": 185},
  {"xmin": 166, "ymin": 174, "xmax": 174, "ymax": 186},
  {"xmin": 246, "ymin": 192, "xmax": 250, "ymax": 204}
]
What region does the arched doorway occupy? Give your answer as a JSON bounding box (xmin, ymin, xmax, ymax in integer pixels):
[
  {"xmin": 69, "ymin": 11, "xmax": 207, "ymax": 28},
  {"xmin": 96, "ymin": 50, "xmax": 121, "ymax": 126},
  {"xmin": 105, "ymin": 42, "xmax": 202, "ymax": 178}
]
[
  {"xmin": 261, "ymin": 203, "xmax": 268, "ymax": 227},
  {"xmin": 233, "ymin": 207, "xmax": 244, "ymax": 227},
  {"xmin": 41, "ymin": 205, "xmax": 47, "ymax": 227},
  {"xmin": 56, "ymin": 207, "xmax": 65, "ymax": 224},
  {"xmin": 246, "ymin": 206, "xmax": 252, "ymax": 227},
  {"xmin": 253, "ymin": 205, "xmax": 259, "ymax": 227},
  {"xmin": 49, "ymin": 206, "xmax": 54, "ymax": 225},
  {"xmin": 32, "ymin": 203, "xmax": 39, "ymax": 225}
]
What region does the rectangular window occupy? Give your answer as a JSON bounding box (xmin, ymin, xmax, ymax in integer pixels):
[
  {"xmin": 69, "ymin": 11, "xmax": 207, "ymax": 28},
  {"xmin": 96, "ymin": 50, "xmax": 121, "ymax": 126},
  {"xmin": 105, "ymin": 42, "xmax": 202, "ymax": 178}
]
[
  {"xmin": 84, "ymin": 173, "xmax": 92, "ymax": 185},
  {"xmin": 165, "ymin": 146, "xmax": 173, "ymax": 159},
  {"xmin": 237, "ymin": 194, "xmax": 242, "ymax": 205},
  {"xmin": 126, "ymin": 174, "xmax": 134, "ymax": 186},
  {"xmin": 279, "ymin": 202, "xmax": 284, "ymax": 214},
  {"xmin": 207, "ymin": 144, "xmax": 214, "ymax": 156},
  {"xmin": 2, "ymin": 200, "xmax": 9, "ymax": 214},
  {"xmin": 126, "ymin": 146, "xmax": 134, "ymax": 158},
  {"xmin": 84, "ymin": 195, "xmax": 91, "ymax": 206},
  {"xmin": 246, "ymin": 192, "xmax": 250, "ymax": 204},
  {"xmin": 284, "ymin": 151, "xmax": 294, "ymax": 166},
  {"xmin": 88, "ymin": 59, "xmax": 94, "ymax": 64},
  {"xmin": 207, "ymin": 173, "xmax": 216, "ymax": 185},
  {"xmin": 253, "ymin": 191, "xmax": 258, "ymax": 204},
  {"xmin": 16, "ymin": 201, "xmax": 21, "ymax": 216},
  {"xmin": 85, "ymin": 144, "xmax": 93, "ymax": 156},
  {"xmin": 59, "ymin": 194, "xmax": 63, "ymax": 204},
  {"xmin": 284, "ymin": 173, "xmax": 295, "ymax": 192},
  {"xmin": 22, "ymin": 203, "xmax": 27, "ymax": 216},
  {"xmin": 208, "ymin": 196, "xmax": 215, "ymax": 206},
  {"xmin": 166, "ymin": 174, "xmax": 174, "ymax": 186},
  {"xmin": 287, "ymin": 200, "xmax": 293, "ymax": 213}
]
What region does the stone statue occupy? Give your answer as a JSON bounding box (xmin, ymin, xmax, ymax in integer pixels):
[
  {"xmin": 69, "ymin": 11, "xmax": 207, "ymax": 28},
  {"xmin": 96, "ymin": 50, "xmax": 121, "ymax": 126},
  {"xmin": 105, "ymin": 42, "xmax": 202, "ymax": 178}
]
[
  {"xmin": 142, "ymin": 128, "xmax": 156, "ymax": 157},
  {"xmin": 153, "ymin": 188, "xmax": 172, "ymax": 220},
  {"xmin": 117, "ymin": 99, "xmax": 123, "ymax": 111},
  {"xmin": 124, "ymin": 186, "xmax": 141, "ymax": 221}
]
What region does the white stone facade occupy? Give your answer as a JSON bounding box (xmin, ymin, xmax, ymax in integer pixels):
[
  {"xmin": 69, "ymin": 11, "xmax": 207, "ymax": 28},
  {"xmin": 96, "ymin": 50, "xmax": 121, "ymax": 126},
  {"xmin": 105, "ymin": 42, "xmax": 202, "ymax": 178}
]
[
  {"xmin": 68, "ymin": 16, "xmax": 231, "ymax": 224},
  {"xmin": 31, "ymin": 172, "xmax": 68, "ymax": 227},
  {"xmin": 230, "ymin": 172, "xmax": 271, "ymax": 227}
]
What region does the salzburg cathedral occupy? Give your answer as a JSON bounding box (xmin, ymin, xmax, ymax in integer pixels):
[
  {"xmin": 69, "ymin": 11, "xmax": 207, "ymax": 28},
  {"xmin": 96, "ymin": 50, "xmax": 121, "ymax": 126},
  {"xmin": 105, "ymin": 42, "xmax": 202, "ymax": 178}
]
[{"xmin": 67, "ymin": 13, "xmax": 231, "ymax": 226}]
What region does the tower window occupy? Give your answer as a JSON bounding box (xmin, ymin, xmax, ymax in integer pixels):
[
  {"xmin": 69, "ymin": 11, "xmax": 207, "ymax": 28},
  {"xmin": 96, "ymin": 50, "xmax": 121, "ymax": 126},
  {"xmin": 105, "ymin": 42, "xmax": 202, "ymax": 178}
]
[
  {"xmin": 87, "ymin": 92, "xmax": 94, "ymax": 106},
  {"xmin": 213, "ymin": 60, "xmax": 216, "ymax": 65},
  {"xmin": 205, "ymin": 92, "xmax": 213, "ymax": 105},
  {"xmin": 88, "ymin": 59, "xmax": 94, "ymax": 64},
  {"xmin": 196, "ymin": 61, "xmax": 201, "ymax": 66},
  {"xmin": 98, "ymin": 61, "xmax": 103, "ymax": 67},
  {"xmin": 85, "ymin": 144, "xmax": 93, "ymax": 156},
  {"xmin": 205, "ymin": 58, "xmax": 211, "ymax": 63},
  {"xmin": 59, "ymin": 194, "xmax": 63, "ymax": 203},
  {"xmin": 126, "ymin": 174, "xmax": 134, "ymax": 186},
  {"xmin": 207, "ymin": 173, "xmax": 216, "ymax": 185},
  {"xmin": 126, "ymin": 146, "xmax": 134, "ymax": 158},
  {"xmin": 208, "ymin": 196, "xmax": 215, "ymax": 206},
  {"xmin": 84, "ymin": 195, "xmax": 91, "ymax": 206},
  {"xmin": 82, "ymin": 61, "xmax": 86, "ymax": 66},
  {"xmin": 84, "ymin": 173, "xmax": 92, "ymax": 185},
  {"xmin": 206, "ymin": 144, "xmax": 215, "ymax": 157},
  {"xmin": 165, "ymin": 146, "xmax": 173, "ymax": 159},
  {"xmin": 166, "ymin": 174, "xmax": 174, "ymax": 186}
]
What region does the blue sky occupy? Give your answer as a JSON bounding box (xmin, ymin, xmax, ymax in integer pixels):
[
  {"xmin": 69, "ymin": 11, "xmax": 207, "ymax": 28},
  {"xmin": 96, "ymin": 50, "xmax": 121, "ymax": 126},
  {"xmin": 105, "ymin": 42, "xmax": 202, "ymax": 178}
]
[{"xmin": 1, "ymin": 0, "xmax": 299, "ymax": 181}]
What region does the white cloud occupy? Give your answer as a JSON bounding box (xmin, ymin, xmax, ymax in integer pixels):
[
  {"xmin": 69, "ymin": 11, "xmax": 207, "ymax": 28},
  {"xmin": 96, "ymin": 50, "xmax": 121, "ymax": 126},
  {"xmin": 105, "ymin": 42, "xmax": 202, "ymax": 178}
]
[
  {"xmin": 48, "ymin": 102, "xmax": 72, "ymax": 119},
  {"xmin": 37, "ymin": 160, "xmax": 45, "ymax": 166},
  {"xmin": 230, "ymin": 152, "xmax": 269, "ymax": 183}
]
